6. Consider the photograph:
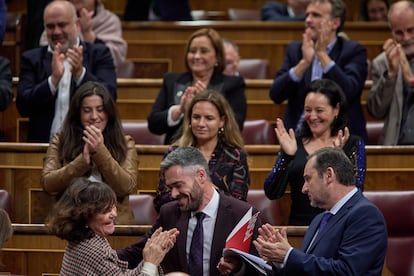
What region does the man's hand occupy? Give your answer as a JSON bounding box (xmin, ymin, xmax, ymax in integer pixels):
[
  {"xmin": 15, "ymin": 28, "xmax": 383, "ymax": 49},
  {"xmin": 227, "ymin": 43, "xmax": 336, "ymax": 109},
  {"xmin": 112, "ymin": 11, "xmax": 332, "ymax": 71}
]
[
  {"xmin": 51, "ymin": 43, "xmax": 65, "ymax": 87},
  {"xmin": 302, "ymin": 28, "xmax": 315, "ymax": 65},
  {"xmin": 253, "ymin": 225, "xmax": 291, "ymax": 264},
  {"xmin": 217, "ymin": 255, "xmax": 242, "ymax": 275},
  {"xmin": 67, "ymin": 45, "xmax": 84, "ymax": 80},
  {"xmin": 314, "ymin": 18, "xmax": 334, "ymax": 68},
  {"xmin": 383, "ymin": 38, "xmax": 400, "ymax": 79},
  {"xmin": 78, "ymin": 8, "xmax": 96, "ymax": 42}
]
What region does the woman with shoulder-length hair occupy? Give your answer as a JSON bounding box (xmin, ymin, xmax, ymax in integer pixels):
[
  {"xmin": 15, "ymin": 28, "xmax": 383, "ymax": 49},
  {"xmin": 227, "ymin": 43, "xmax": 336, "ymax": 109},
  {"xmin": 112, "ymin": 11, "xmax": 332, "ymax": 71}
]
[
  {"xmin": 148, "ymin": 27, "xmax": 247, "ymax": 144},
  {"xmin": 154, "ymin": 90, "xmax": 250, "ymax": 212},
  {"xmin": 42, "ymin": 81, "xmax": 138, "ymax": 224}
]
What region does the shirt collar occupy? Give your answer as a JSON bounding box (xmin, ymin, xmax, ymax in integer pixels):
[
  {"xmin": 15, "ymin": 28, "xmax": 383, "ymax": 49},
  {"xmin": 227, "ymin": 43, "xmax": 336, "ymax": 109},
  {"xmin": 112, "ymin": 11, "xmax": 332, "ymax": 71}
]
[
  {"xmin": 287, "ymin": 6, "xmax": 295, "ymax": 17},
  {"xmin": 326, "ymin": 37, "xmax": 337, "ymax": 53},
  {"xmin": 329, "ymin": 187, "xmax": 358, "ymax": 215},
  {"xmin": 192, "ymin": 187, "xmax": 219, "ymax": 219}
]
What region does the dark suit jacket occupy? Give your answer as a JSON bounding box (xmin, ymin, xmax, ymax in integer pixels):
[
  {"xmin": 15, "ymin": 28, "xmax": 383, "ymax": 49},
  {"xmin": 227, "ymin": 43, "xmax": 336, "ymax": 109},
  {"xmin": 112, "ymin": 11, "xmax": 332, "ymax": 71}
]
[
  {"xmin": 269, "ymin": 37, "xmax": 368, "ymax": 142},
  {"xmin": 261, "ymin": 2, "xmax": 306, "ymax": 21},
  {"xmin": 278, "ymin": 191, "xmax": 387, "ymax": 275},
  {"xmin": 117, "ymin": 192, "xmax": 262, "ymax": 275},
  {"xmin": 147, "ymin": 69, "xmax": 246, "ymax": 144},
  {"xmin": 17, "ymin": 41, "xmax": 116, "ymax": 142}
]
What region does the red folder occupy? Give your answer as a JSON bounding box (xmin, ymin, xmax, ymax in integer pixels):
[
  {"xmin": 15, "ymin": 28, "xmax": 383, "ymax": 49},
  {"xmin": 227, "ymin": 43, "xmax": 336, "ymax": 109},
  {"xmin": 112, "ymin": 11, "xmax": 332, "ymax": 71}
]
[{"xmin": 225, "ymin": 207, "xmax": 260, "ymax": 252}]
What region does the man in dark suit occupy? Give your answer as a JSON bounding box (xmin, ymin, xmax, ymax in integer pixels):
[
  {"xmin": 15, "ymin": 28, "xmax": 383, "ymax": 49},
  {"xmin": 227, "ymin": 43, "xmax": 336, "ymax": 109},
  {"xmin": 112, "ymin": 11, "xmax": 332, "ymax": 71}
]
[
  {"xmin": 118, "ymin": 147, "xmax": 262, "ymax": 275},
  {"xmin": 269, "ymin": 0, "xmax": 368, "ymax": 142},
  {"xmin": 254, "ymin": 147, "xmax": 387, "ymax": 275},
  {"xmin": 17, "ymin": 0, "xmax": 116, "ymax": 143}
]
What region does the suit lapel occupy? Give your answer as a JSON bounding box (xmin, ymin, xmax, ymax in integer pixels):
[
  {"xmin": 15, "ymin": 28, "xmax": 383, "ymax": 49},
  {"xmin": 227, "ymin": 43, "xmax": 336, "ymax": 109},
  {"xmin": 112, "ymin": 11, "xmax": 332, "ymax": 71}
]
[
  {"xmin": 176, "ymin": 210, "xmax": 190, "ymax": 271},
  {"xmin": 210, "ymin": 194, "xmax": 233, "ymax": 274},
  {"xmin": 43, "ymin": 49, "xmax": 53, "ymax": 78},
  {"xmin": 305, "ymin": 191, "xmax": 362, "ymax": 253}
]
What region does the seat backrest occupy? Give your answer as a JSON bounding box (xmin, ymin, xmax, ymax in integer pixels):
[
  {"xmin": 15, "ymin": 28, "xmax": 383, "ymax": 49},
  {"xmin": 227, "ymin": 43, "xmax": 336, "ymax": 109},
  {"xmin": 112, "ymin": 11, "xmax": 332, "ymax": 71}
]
[
  {"xmin": 247, "ymin": 189, "xmax": 282, "ymax": 225},
  {"xmin": 238, "ymin": 59, "xmax": 269, "ymax": 79},
  {"xmin": 129, "ymin": 194, "xmax": 158, "ymax": 225},
  {"xmin": 122, "ymin": 121, "xmax": 165, "ymax": 145},
  {"xmin": 117, "ymin": 60, "xmax": 135, "ymax": 78},
  {"xmin": 228, "ymin": 8, "xmax": 261, "ymax": 20},
  {"xmin": 242, "ymin": 119, "xmax": 276, "ymax": 144},
  {"xmin": 0, "ymin": 189, "xmax": 13, "ymax": 221},
  {"xmin": 364, "ymin": 191, "xmax": 414, "ymax": 276},
  {"xmin": 366, "ymin": 121, "xmax": 384, "ymax": 145}
]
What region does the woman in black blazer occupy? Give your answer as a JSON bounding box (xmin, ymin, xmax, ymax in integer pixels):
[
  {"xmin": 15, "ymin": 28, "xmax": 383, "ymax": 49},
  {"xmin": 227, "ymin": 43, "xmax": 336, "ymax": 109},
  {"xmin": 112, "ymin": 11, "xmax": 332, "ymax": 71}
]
[{"xmin": 147, "ymin": 28, "xmax": 247, "ymax": 144}]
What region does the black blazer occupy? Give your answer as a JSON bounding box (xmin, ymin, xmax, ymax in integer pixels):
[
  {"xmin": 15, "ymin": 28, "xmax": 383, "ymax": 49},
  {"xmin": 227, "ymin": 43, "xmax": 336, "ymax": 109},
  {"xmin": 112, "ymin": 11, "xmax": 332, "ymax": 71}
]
[
  {"xmin": 17, "ymin": 41, "xmax": 117, "ymax": 142},
  {"xmin": 147, "ymin": 69, "xmax": 246, "ymax": 144}
]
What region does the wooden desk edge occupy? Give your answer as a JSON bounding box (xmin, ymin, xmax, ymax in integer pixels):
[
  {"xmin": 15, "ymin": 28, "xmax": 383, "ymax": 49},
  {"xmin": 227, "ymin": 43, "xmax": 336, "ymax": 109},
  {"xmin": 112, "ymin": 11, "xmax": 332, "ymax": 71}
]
[{"xmin": 11, "ymin": 223, "xmax": 307, "ymax": 236}]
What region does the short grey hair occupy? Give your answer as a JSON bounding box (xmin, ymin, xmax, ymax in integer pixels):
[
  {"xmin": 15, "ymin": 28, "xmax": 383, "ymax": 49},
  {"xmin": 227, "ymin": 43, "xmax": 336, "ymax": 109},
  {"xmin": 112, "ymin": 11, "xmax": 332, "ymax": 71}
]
[{"xmin": 160, "ymin": 147, "xmax": 210, "ymax": 175}]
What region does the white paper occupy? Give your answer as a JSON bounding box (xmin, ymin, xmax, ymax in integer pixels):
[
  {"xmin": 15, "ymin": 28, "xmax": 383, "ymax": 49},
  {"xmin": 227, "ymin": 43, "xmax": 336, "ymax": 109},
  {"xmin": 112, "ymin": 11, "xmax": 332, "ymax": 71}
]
[{"xmin": 223, "ymin": 247, "xmax": 272, "ymax": 275}]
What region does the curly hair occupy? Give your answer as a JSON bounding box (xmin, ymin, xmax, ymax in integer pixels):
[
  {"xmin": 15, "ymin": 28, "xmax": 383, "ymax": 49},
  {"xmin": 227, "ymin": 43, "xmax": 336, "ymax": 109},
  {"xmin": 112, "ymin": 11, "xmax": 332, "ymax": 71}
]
[{"xmin": 46, "ymin": 178, "xmax": 116, "ymax": 243}]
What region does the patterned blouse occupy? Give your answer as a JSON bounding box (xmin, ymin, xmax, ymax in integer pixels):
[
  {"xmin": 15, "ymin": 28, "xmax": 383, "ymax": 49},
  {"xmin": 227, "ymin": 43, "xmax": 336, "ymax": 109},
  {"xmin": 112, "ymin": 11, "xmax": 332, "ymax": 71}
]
[{"xmin": 153, "ymin": 140, "xmax": 250, "ymax": 212}]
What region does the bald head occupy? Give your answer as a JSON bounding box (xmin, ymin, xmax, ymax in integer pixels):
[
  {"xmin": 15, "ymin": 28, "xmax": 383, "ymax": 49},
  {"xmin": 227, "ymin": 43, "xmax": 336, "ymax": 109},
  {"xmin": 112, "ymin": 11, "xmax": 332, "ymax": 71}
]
[
  {"xmin": 43, "ymin": 0, "xmax": 79, "ymax": 52},
  {"xmin": 44, "ymin": 0, "xmax": 77, "ymax": 22},
  {"xmin": 388, "ymin": 0, "xmax": 414, "ymax": 56}
]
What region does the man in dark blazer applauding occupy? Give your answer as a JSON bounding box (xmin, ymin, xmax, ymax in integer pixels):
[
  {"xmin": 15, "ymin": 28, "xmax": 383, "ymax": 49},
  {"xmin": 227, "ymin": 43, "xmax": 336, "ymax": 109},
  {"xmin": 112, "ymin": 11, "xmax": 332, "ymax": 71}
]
[
  {"xmin": 269, "ymin": 0, "xmax": 368, "ymax": 142},
  {"xmin": 118, "ymin": 147, "xmax": 262, "ymax": 275},
  {"xmin": 17, "ymin": 0, "xmax": 116, "ymax": 143},
  {"xmin": 254, "ymin": 147, "xmax": 387, "ymax": 275}
]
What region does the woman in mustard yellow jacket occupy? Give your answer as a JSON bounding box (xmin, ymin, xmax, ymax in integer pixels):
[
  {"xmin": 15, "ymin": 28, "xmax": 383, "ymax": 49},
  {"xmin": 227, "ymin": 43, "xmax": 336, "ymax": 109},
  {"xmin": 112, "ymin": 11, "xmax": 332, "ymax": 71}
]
[{"xmin": 42, "ymin": 81, "xmax": 138, "ymax": 224}]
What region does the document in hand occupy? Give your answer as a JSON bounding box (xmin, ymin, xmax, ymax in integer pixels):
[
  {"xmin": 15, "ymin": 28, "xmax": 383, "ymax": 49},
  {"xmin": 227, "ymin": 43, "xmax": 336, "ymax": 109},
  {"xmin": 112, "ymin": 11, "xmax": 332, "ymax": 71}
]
[
  {"xmin": 223, "ymin": 248, "xmax": 272, "ymax": 276},
  {"xmin": 225, "ymin": 207, "xmax": 260, "ymax": 252}
]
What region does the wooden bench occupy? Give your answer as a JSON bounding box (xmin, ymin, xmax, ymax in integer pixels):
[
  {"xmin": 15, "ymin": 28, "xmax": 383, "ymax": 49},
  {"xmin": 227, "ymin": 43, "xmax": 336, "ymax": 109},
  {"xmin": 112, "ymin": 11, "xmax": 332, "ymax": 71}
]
[
  {"xmin": 122, "ymin": 21, "xmax": 389, "ymax": 78},
  {"xmin": 4, "ymin": 78, "xmax": 379, "ymax": 143},
  {"xmin": 0, "ymin": 143, "xmax": 413, "ymax": 224},
  {"xmin": 6, "ymin": 1, "xmax": 375, "ymax": 23},
  {"xmin": 1, "ymin": 221, "xmax": 393, "ymax": 275}
]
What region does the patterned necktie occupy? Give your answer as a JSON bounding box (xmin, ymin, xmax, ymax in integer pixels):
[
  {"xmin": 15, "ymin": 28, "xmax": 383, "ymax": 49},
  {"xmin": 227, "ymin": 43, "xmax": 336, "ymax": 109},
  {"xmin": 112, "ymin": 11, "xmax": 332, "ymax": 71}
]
[{"xmin": 189, "ymin": 212, "xmax": 206, "ymax": 276}]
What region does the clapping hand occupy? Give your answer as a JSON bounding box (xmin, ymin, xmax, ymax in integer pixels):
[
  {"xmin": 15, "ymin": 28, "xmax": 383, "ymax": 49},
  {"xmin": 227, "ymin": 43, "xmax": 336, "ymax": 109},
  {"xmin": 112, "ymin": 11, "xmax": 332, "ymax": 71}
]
[
  {"xmin": 66, "ymin": 45, "xmax": 84, "ymax": 80},
  {"xmin": 82, "ymin": 125, "xmax": 104, "ymax": 164},
  {"xmin": 274, "ymin": 118, "xmax": 297, "ymax": 156},
  {"xmin": 253, "ymin": 224, "xmax": 291, "ymax": 264},
  {"xmin": 143, "ymin": 227, "xmax": 180, "ymax": 266},
  {"xmin": 333, "ymin": 127, "xmax": 350, "ymax": 148}
]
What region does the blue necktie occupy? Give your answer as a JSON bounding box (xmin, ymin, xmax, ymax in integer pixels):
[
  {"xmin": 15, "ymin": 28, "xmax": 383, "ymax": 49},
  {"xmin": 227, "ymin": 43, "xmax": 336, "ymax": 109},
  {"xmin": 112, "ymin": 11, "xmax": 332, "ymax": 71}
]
[
  {"xmin": 318, "ymin": 212, "xmax": 333, "ymax": 232},
  {"xmin": 306, "ymin": 212, "xmax": 333, "ymax": 253},
  {"xmin": 189, "ymin": 212, "xmax": 206, "ymax": 276}
]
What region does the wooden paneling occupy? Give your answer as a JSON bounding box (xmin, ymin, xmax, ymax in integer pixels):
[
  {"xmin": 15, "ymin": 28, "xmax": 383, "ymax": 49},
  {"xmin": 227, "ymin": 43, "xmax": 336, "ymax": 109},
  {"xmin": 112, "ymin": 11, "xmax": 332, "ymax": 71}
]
[
  {"xmin": 122, "ymin": 21, "xmax": 390, "ymax": 78},
  {"xmin": 0, "ymin": 223, "xmax": 393, "ymax": 275},
  {"xmin": 6, "ymin": 0, "xmax": 398, "ymax": 22},
  {"xmin": 4, "ymin": 78, "xmax": 375, "ymax": 143},
  {"xmin": 0, "ymin": 143, "xmax": 413, "ymax": 224},
  {"xmin": 1, "ymin": 224, "xmax": 149, "ymax": 275}
]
